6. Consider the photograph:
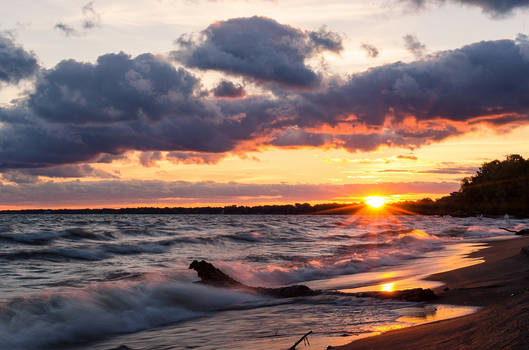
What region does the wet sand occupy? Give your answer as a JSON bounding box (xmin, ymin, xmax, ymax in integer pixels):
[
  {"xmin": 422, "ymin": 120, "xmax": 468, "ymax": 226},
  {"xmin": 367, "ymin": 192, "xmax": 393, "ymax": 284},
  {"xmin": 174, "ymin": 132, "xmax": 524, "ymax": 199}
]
[{"xmin": 331, "ymin": 236, "xmax": 529, "ymax": 350}]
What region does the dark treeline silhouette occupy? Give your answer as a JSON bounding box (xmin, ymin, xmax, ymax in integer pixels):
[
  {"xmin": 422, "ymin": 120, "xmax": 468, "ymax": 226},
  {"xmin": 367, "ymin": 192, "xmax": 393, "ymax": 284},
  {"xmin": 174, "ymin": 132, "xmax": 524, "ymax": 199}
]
[
  {"xmin": 396, "ymin": 154, "xmax": 529, "ymax": 217},
  {"xmin": 1, "ymin": 155, "xmax": 527, "ymax": 217},
  {"xmin": 0, "ymin": 203, "xmax": 362, "ymax": 215}
]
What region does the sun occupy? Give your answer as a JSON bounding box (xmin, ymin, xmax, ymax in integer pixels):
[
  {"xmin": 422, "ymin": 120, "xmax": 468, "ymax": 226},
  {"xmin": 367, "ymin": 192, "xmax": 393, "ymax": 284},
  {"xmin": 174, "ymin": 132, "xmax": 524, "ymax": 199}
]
[
  {"xmin": 380, "ymin": 282, "xmax": 395, "ymax": 292},
  {"xmin": 365, "ymin": 196, "xmax": 386, "ymax": 209}
]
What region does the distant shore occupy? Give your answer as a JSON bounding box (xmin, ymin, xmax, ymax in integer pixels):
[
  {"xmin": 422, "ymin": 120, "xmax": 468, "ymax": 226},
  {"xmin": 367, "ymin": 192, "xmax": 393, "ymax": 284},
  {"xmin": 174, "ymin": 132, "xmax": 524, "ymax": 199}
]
[
  {"xmin": 0, "ymin": 202, "xmax": 527, "ymax": 218},
  {"xmin": 332, "ymin": 236, "xmax": 529, "ymax": 350}
]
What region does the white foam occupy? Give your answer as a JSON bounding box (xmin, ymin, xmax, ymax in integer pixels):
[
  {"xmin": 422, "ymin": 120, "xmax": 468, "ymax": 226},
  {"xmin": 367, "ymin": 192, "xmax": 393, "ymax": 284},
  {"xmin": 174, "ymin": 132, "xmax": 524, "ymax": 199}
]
[{"xmin": 0, "ymin": 279, "xmax": 266, "ymax": 349}]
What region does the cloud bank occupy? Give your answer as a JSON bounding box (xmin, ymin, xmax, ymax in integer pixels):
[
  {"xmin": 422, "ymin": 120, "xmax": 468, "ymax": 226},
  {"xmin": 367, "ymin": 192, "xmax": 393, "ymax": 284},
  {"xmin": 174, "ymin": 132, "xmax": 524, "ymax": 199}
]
[
  {"xmin": 0, "ymin": 33, "xmax": 38, "ymax": 84},
  {"xmin": 171, "ymin": 16, "xmax": 342, "ymax": 87},
  {"xmin": 1, "ymin": 17, "xmax": 529, "ymax": 180}
]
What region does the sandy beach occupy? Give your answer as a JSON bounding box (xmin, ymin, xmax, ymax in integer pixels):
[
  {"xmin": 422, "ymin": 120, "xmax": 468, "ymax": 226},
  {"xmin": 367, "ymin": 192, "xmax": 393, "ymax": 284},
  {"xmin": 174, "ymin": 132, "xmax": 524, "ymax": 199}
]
[{"xmin": 332, "ymin": 236, "xmax": 529, "ymax": 350}]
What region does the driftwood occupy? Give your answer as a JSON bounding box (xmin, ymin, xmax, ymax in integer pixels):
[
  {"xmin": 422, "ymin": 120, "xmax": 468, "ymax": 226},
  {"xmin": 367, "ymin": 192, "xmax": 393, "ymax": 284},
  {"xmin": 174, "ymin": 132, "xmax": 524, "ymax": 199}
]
[
  {"xmin": 354, "ymin": 288, "xmax": 437, "ymax": 302},
  {"xmin": 500, "ymin": 227, "xmax": 529, "ymax": 235},
  {"xmin": 288, "ymin": 330, "xmax": 312, "ymax": 350},
  {"xmin": 189, "ymin": 260, "xmax": 318, "ymax": 298}
]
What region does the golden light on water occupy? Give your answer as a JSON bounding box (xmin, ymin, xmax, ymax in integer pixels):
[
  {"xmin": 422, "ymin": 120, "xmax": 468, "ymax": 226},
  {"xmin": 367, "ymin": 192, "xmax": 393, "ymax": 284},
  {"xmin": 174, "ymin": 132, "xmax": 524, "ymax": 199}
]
[{"xmin": 364, "ymin": 196, "xmax": 386, "ymax": 209}]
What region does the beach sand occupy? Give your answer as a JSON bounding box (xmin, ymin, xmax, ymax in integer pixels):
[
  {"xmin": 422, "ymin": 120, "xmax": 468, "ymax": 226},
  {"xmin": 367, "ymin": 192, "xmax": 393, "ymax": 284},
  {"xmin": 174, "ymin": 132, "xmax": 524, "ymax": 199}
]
[{"xmin": 331, "ymin": 236, "xmax": 529, "ymax": 350}]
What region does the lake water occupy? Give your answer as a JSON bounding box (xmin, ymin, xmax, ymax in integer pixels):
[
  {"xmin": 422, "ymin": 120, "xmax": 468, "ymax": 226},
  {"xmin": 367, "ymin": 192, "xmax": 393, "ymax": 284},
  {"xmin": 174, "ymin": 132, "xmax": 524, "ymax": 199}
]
[{"xmin": 0, "ymin": 214, "xmax": 526, "ymax": 349}]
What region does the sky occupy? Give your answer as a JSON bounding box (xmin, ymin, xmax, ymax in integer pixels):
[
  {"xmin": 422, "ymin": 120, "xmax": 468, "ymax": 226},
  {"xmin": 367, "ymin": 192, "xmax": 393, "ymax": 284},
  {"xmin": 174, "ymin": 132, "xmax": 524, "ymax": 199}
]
[{"xmin": 1, "ymin": 0, "xmax": 529, "ymax": 208}]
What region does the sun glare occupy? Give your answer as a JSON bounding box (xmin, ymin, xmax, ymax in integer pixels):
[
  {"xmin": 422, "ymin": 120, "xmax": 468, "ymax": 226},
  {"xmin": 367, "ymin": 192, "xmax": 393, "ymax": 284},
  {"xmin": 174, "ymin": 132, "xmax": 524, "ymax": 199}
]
[
  {"xmin": 365, "ymin": 196, "xmax": 386, "ymax": 208},
  {"xmin": 380, "ymin": 282, "xmax": 395, "ymax": 292}
]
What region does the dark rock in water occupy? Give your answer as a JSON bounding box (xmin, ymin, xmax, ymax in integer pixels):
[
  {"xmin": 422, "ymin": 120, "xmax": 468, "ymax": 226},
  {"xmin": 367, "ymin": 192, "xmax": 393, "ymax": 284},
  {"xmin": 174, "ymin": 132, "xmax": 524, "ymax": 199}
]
[
  {"xmin": 355, "ymin": 288, "xmax": 437, "ymax": 302},
  {"xmin": 189, "ymin": 260, "xmax": 317, "ymax": 298},
  {"xmin": 521, "ymin": 246, "xmax": 529, "ymax": 256},
  {"xmin": 107, "ymin": 346, "xmax": 134, "ymax": 350}
]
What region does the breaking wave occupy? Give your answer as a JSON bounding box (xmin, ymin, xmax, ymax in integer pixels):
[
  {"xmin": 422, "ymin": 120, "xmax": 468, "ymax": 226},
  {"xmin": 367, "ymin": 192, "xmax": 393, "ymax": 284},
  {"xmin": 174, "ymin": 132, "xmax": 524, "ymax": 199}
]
[{"xmin": 0, "ymin": 278, "xmax": 269, "ymax": 349}]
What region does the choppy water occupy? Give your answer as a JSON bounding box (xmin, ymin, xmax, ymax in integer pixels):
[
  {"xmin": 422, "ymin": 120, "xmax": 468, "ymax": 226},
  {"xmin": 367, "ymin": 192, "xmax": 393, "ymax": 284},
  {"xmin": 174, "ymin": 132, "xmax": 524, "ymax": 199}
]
[{"xmin": 0, "ymin": 214, "xmax": 526, "ymax": 350}]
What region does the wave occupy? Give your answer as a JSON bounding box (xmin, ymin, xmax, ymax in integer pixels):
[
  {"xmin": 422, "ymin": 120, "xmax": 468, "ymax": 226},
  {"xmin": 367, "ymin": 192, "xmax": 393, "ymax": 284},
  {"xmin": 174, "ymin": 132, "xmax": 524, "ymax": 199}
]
[
  {"xmin": 219, "ymin": 230, "xmax": 442, "ymax": 286},
  {"xmin": 0, "ymin": 248, "xmax": 109, "ymax": 261},
  {"xmin": 0, "ymin": 241, "xmax": 174, "ymax": 262},
  {"xmin": 0, "ymin": 279, "xmax": 268, "ymax": 349},
  {"xmin": 0, "ymin": 228, "xmax": 115, "ymax": 245}
]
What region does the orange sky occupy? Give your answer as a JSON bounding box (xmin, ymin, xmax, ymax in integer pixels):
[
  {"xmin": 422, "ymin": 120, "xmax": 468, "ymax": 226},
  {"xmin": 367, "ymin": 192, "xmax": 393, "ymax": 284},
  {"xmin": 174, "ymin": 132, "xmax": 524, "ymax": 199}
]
[{"xmin": 1, "ymin": 1, "xmax": 529, "ymax": 208}]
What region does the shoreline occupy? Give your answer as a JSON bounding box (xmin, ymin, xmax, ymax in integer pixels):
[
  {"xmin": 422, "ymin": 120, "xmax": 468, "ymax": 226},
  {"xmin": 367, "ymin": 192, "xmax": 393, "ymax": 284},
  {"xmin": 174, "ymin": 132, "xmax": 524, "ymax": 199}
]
[
  {"xmin": 1, "ymin": 208, "xmax": 528, "ymax": 219},
  {"xmin": 331, "ymin": 236, "xmax": 529, "ymax": 349}
]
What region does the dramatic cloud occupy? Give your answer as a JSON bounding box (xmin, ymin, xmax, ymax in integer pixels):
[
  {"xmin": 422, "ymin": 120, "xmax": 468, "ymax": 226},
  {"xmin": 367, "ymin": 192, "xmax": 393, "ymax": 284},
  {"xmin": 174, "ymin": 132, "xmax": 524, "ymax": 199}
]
[
  {"xmin": 1, "ymin": 20, "xmax": 529, "ymax": 172},
  {"xmin": 360, "ymin": 43, "xmax": 379, "ymax": 58},
  {"xmin": 28, "ymin": 52, "xmax": 205, "ymax": 124},
  {"xmin": 0, "ymin": 33, "xmax": 38, "ymax": 84},
  {"xmin": 0, "ymin": 180, "xmax": 459, "ymax": 206},
  {"xmin": 212, "ymin": 80, "xmax": 246, "ymax": 98},
  {"xmin": 293, "ymin": 39, "xmax": 529, "ymax": 128},
  {"xmin": 403, "ymin": 34, "xmax": 426, "ymax": 58},
  {"xmin": 172, "ymin": 16, "xmax": 342, "ymax": 87},
  {"xmin": 401, "ymin": 0, "xmax": 529, "ymax": 17},
  {"xmin": 0, "ymin": 52, "xmax": 239, "ymax": 169}
]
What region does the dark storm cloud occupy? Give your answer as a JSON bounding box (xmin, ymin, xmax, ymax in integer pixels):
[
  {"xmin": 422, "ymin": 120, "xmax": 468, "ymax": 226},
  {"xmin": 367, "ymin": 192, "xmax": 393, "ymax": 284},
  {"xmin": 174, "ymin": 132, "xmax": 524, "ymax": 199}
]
[
  {"xmin": 0, "ymin": 34, "xmax": 38, "ymax": 84},
  {"xmin": 401, "ymin": 0, "xmax": 529, "ymax": 17},
  {"xmin": 171, "ymin": 16, "xmax": 342, "ymax": 87},
  {"xmin": 292, "ymin": 39, "xmax": 529, "ymax": 127},
  {"xmin": 403, "ymin": 34, "xmax": 426, "ymax": 58},
  {"xmin": 270, "ymin": 129, "xmax": 327, "ymax": 147},
  {"xmin": 360, "ymin": 43, "xmax": 379, "ymax": 58},
  {"xmin": 1, "ymin": 25, "xmax": 529, "ymax": 171},
  {"xmin": 0, "ymin": 180, "xmax": 458, "ymax": 206},
  {"xmin": 212, "ymin": 80, "xmax": 246, "ymax": 98},
  {"xmin": 28, "ymin": 52, "xmax": 204, "ymax": 124},
  {"xmin": 0, "ymin": 52, "xmax": 245, "ymax": 169}
]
